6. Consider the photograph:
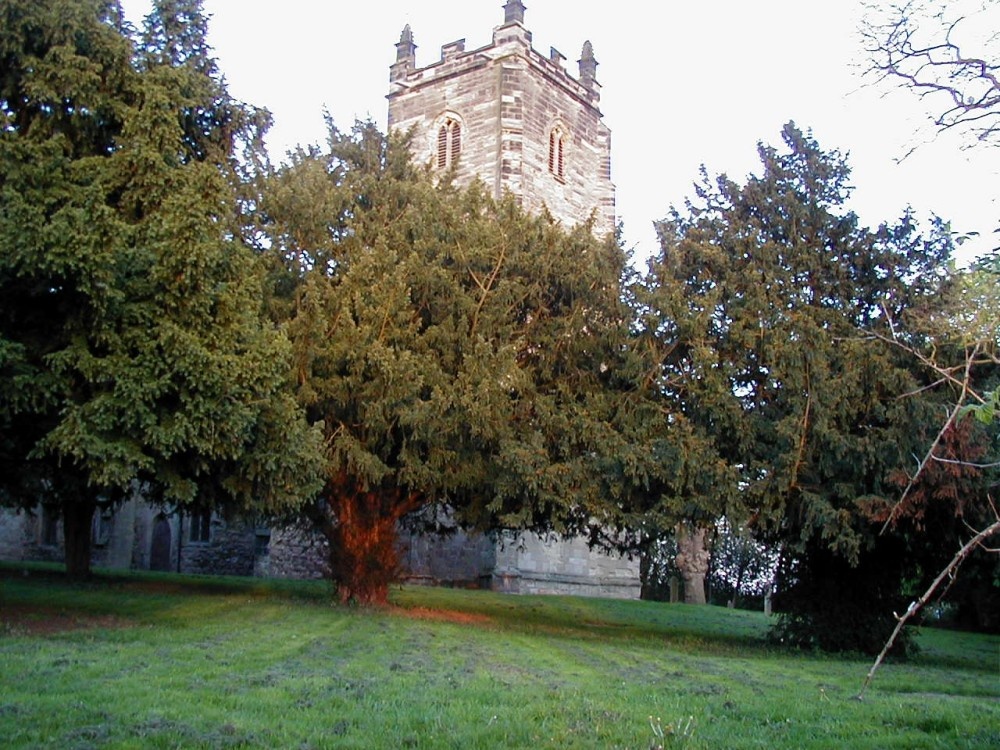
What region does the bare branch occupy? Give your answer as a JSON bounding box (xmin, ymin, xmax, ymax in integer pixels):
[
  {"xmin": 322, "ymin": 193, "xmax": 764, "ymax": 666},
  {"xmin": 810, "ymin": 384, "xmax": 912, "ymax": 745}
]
[
  {"xmin": 896, "ymin": 376, "xmax": 948, "ymax": 399},
  {"xmin": 930, "ymin": 455, "xmax": 1000, "ymax": 468},
  {"xmin": 870, "ymin": 328, "xmax": 989, "ymax": 404},
  {"xmin": 858, "ymin": 516, "xmax": 1000, "ymax": 699},
  {"xmin": 862, "ymin": 0, "xmax": 1000, "ymax": 147}
]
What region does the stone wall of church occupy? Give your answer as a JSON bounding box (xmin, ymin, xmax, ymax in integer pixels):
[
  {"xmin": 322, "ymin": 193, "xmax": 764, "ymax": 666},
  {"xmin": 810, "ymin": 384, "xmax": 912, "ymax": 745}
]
[
  {"xmin": 0, "ymin": 508, "xmax": 33, "ymax": 562},
  {"xmin": 261, "ymin": 523, "xmax": 329, "ymax": 580},
  {"xmin": 495, "ymin": 34, "xmax": 614, "ymax": 236},
  {"xmin": 90, "ymin": 501, "xmax": 139, "ymax": 570},
  {"xmin": 398, "ymin": 525, "xmax": 496, "ymax": 588},
  {"xmin": 0, "ymin": 507, "xmax": 65, "ymax": 566},
  {"xmin": 493, "ymin": 531, "xmax": 641, "ymax": 599},
  {"xmin": 179, "ymin": 519, "xmax": 260, "ymax": 577},
  {"xmin": 389, "ymin": 39, "xmax": 502, "ymax": 196},
  {"xmin": 0, "ymin": 499, "xmax": 261, "ymax": 578}
]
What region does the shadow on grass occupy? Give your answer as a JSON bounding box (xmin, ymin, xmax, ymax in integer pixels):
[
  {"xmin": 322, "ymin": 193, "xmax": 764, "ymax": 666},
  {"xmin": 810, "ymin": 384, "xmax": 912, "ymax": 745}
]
[
  {"xmin": 3, "ymin": 562, "xmax": 771, "ymax": 654},
  {"xmin": 0, "ymin": 561, "xmax": 336, "ymax": 632},
  {"xmin": 389, "ymin": 584, "xmax": 774, "ymax": 656},
  {"xmin": 4, "ymin": 562, "xmax": 995, "ymax": 677}
]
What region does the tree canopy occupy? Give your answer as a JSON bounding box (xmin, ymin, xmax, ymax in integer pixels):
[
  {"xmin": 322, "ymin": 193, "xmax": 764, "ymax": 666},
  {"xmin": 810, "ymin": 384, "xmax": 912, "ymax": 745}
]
[
  {"xmin": 0, "ymin": 0, "xmax": 322, "ymax": 578},
  {"xmin": 260, "ymin": 122, "xmax": 642, "ymax": 603},
  {"xmin": 635, "ymin": 123, "xmax": 980, "ymax": 651},
  {"xmin": 1, "ymin": 1, "xmax": 993, "ymax": 651}
]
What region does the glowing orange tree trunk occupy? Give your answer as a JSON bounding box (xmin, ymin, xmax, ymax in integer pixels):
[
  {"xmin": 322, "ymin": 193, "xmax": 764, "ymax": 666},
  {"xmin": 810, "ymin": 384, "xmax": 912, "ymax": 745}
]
[{"xmin": 322, "ymin": 471, "xmax": 422, "ymax": 606}]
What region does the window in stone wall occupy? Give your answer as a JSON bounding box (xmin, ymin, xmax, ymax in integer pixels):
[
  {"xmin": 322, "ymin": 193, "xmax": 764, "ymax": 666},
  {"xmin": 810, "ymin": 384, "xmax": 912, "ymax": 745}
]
[
  {"xmin": 40, "ymin": 504, "xmax": 59, "ymax": 546},
  {"xmin": 548, "ymin": 125, "xmax": 565, "ymax": 181},
  {"xmin": 92, "ymin": 509, "xmax": 113, "ymax": 547},
  {"xmin": 437, "ymin": 117, "xmax": 461, "ymax": 168},
  {"xmin": 190, "ymin": 509, "xmax": 212, "ymax": 543}
]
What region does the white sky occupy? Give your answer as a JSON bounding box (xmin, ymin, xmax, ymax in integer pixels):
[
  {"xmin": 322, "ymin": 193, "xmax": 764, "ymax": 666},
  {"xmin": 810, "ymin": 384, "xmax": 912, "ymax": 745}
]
[{"xmin": 120, "ymin": 0, "xmax": 998, "ymax": 267}]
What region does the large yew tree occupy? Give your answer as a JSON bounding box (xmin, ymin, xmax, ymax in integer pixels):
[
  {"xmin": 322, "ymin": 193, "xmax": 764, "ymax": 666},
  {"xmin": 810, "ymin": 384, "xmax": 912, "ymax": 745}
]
[
  {"xmin": 0, "ymin": 0, "xmax": 322, "ymax": 578},
  {"xmin": 262, "ymin": 122, "xmax": 640, "ymax": 604},
  {"xmin": 638, "ymin": 123, "xmax": 963, "ymax": 651}
]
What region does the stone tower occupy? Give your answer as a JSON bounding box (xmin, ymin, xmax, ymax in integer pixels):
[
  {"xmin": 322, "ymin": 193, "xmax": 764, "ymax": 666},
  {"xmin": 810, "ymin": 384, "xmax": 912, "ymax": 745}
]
[{"xmin": 387, "ymin": 0, "xmax": 615, "ymax": 235}]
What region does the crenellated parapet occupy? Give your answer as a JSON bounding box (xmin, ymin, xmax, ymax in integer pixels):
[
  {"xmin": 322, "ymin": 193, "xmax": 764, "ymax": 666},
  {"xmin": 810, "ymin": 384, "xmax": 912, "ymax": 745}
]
[
  {"xmin": 387, "ymin": 1, "xmax": 615, "ymax": 237},
  {"xmin": 389, "ymin": 8, "xmax": 601, "ymax": 109}
]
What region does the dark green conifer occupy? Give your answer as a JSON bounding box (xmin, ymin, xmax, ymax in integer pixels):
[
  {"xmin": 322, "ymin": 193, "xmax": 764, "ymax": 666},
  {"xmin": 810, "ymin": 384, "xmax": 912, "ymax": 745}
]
[
  {"xmin": 262, "ymin": 122, "xmax": 638, "ymax": 604},
  {"xmin": 0, "ymin": 0, "xmax": 322, "ymax": 578},
  {"xmin": 638, "ymin": 123, "xmax": 959, "ymax": 651}
]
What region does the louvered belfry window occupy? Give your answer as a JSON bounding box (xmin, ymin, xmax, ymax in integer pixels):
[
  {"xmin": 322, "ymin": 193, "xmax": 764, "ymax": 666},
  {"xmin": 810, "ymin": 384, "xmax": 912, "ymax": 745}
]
[
  {"xmin": 548, "ymin": 127, "xmax": 565, "ymax": 180},
  {"xmin": 437, "ymin": 118, "xmax": 461, "ymax": 168}
]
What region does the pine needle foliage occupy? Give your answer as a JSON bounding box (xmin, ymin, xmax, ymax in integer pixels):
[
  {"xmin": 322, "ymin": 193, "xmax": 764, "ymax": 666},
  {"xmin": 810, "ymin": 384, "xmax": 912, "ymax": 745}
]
[
  {"xmin": 637, "ymin": 122, "xmax": 965, "ymax": 652},
  {"xmin": 0, "ymin": 0, "xmax": 323, "ymax": 578},
  {"xmin": 262, "ymin": 121, "xmax": 640, "ymax": 604}
]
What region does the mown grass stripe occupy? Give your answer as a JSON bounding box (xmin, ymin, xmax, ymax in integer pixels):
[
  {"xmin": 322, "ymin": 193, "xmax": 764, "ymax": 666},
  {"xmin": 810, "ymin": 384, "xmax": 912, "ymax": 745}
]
[{"xmin": 1, "ymin": 563, "xmax": 997, "ymax": 749}]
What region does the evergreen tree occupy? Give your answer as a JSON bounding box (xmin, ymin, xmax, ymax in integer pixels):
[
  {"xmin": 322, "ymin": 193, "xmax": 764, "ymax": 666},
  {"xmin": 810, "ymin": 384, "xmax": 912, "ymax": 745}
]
[
  {"xmin": 139, "ymin": 0, "xmax": 268, "ymax": 168},
  {"xmin": 262, "ymin": 122, "xmax": 639, "ymax": 604},
  {"xmin": 638, "ymin": 123, "xmax": 959, "ymax": 652},
  {"xmin": 0, "ymin": 0, "xmax": 322, "ymax": 578}
]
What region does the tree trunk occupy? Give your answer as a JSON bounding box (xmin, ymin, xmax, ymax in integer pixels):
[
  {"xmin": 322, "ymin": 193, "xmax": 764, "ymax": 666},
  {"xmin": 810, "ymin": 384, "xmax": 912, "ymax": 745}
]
[
  {"xmin": 731, "ymin": 554, "xmax": 748, "ymax": 609},
  {"xmin": 323, "ymin": 473, "xmax": 422, "ymax": 606},
  {"xmin": 675, "ymin": 522, "xmax": 710, "ymax": 605},
  {"xmin": 63, "ymin": 499, "xmax": 96, "ymax": 580}
]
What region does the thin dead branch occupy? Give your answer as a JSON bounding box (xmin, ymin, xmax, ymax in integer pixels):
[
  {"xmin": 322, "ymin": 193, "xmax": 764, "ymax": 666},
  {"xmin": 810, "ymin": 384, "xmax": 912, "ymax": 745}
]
[
  {"xmin": 862, "ymin": 1, "xmax": 1000, "ymax": 146},
  {"xmin": 931, "ymin": 455, "xmax": 1000, "ymax": 468},
  {"xmin": 858, "ymin": 514, "xmax": 1000, "ymax": 700}
]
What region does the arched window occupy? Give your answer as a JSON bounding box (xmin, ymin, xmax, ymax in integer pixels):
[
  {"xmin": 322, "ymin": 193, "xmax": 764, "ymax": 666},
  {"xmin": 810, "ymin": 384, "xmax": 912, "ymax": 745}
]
[
  {"xmin": 548, "ymin": 126, "xmax": 565, "ymax": 180},
  {"xmin": 437, "ymin": 118, "xmax": 461, "ymax": 168},
  {"xmin": 190, "ymin": 509, "xmax": 212, "ymax": 543}
]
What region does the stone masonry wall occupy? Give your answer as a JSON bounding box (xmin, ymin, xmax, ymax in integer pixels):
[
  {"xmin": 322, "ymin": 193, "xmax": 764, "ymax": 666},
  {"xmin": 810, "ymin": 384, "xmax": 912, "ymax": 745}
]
[
  {"xmin": 0, "ymin": 508, "xmax": 32, "ymax": 562},
  {"xmin": 493, "ymin": 531, "xmax": 641, "ymax": 599},
  {"xmin": 0, "ymin": 507, "xmax": 64, "ymax": 566},
  {"xmin": 0, "ymin": 498, "xmax": 262, "ymax": 578},
  {"xmin": 389, "ymin": 40, "xmax": 503, "ymax": 194},
  {"xmin": 90, "ymin": 500, "xmax": 138, "ymax": 570},
  {"xmin": 179, "ymin": 519, "xmax": 259, "ymax": 577},
  {"xmin": 399, "ymin": 525, "xmax": 497, "ymax": 587},
  {"xmin": 263, "ymin": 523, "xmax": 329, "ymax": 580}
]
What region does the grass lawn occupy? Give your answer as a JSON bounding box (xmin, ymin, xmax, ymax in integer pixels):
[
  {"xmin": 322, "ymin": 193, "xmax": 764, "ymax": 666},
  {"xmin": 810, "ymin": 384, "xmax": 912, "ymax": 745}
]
[{"xmin": 1, "ymin": 563, "xmax": 997, "ymax": 749}]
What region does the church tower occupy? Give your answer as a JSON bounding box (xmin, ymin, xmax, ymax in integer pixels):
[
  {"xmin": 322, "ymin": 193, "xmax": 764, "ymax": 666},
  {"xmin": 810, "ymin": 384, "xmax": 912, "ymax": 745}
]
[{"xmin": 388, "ymin": 1, "xmax": 615, "ymax": 235}]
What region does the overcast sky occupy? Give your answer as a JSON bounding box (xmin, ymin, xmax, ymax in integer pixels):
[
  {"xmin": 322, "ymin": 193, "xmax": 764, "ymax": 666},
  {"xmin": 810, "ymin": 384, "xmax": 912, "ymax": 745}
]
[{"xmin": 120, "ymin": 0, "xmax": 998, "ymax": 266}]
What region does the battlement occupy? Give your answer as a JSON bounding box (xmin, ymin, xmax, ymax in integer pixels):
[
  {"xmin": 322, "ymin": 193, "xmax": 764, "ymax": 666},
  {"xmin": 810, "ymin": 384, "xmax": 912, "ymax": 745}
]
[
  {"xmin": 387, "ymin": 0, "xmax": 615, "ymax": 237},
  {"xmin": 390, "ymin": 3, "xmax": 601, "ymax": 111}
]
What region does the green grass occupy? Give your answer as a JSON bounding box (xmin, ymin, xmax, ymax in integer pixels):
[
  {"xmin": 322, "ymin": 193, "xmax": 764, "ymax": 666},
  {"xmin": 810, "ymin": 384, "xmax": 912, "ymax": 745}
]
[{"xmin": 1, "ymin": 563, "xmax": 997, "ymax": 749}]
